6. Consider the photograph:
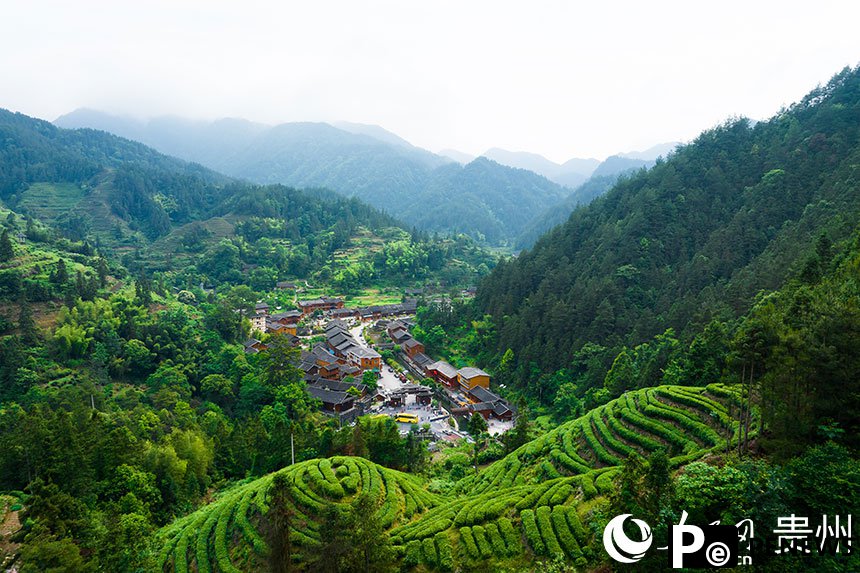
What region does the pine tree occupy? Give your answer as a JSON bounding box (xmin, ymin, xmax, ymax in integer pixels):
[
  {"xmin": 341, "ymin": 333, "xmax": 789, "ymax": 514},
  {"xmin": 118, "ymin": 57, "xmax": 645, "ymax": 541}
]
[
  {"xmin": 352, "ymin": 423, "xmax": 368, "ymax": 458},
  {"xmin": 51, "ymin": 258, "xmax": 69, "ymax": 285},
  {"xmin": 0, "ymin": 228, "xmax": 14, "ymax": 261},
  {"xmin": 265, "ymin": 473, "xmax": 294, "ymax": 573},
  {"xmin": 17, "ymin": 301, "xmax": 39, "ymax": 345},
  {"xmin": 96, "ymin": 257, "xmax": 109, "ymax": 288}
]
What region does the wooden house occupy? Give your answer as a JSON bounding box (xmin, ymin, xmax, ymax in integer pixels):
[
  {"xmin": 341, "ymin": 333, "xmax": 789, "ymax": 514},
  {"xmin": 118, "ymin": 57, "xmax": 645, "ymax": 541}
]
[{"xmin": 457, "ymin": 367, "xmax": 490, "ymax": 391}]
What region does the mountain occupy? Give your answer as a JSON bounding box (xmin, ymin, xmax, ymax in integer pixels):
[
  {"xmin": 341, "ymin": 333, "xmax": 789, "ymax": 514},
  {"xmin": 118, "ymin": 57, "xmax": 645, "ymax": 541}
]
[
  {"xmin": 481, "ymin": 148, "xmax": 599, "ymax": 189},
  {"xmin": 401, "ymin": 158, "xmax": 571, "ymax": 244},
  {"xmin": 54, "ymin": 109, "xmax": 269, "ymax": 167},
  {"xmin": 332, "ymin": 120, "xmax": 421, "ymax": 150},
  {"xmin": 1, "ymin": 109, "xmax": 497, "ymax": 290},
  {"xmin": 588, "ymin": 154, "xmax": 650, "ymax": 178},
  {"xmin": 618, "ymin": 141, "xmax": 679, "ymax": 161},
  {"xmin": 480, "ymin": 144, "xmax": 679, "ymax": 191},
  {"xmin": 515, "ymin": 174, "xmax": 622, "ymax": 249},
  {"xmin": 481, "ymin": 148, "xmax": 580, "ymax": 180},
  {"xmin": 437, "ymin": 148, "xmax": 475, "ymax": 164},
  {"xmin": 54, "ymin": 111, "xmax": 569, "ymax": 245},
  {"xmin": 515, "ymin": 153, "xmax": 671, "ymax": 249},
  {"xmin": 468, "ymin": 66, "xmax": 860, "ymax": 407}
]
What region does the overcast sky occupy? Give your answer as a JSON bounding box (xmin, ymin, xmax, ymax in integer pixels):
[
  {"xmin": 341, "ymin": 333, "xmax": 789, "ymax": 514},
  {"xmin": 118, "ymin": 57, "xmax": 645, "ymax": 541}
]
[{"xmin": 2, "ymin": 1, "xmax": 859, "ymax": 162}]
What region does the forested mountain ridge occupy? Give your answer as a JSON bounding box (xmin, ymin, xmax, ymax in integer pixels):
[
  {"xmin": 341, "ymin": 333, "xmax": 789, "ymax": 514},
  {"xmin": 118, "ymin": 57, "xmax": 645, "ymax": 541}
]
[
  {"xmin": 516, "ymin": 172, "xmax": 638, "ymax": 249},
  {"xmin": 0, "ymin": 109, "xmax": 496, "ymax": 289},
  {"xmin": 0, "ymin": 108, "xmax": 232, "ymax": 240},
  {"xmin": 453, "ymin": 67, "xmax": 860, "ymax": 425},
  {"xmin": 400, "ymin": 157, "xmax": 571, "ymax": 244},
  {"xmin": 54, "ymin": 110, "xmax": 573, "ymax": 245},
  {"xmin": 478, "ymin": 67, "xmax": 860, "ymax": 355}
]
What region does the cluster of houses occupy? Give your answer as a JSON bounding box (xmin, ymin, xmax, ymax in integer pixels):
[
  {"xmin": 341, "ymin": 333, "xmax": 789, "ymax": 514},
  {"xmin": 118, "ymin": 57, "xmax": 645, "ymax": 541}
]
[
  {"xmin": 453, "ymin": 385, "xmax": 514, "ymax": 422},
  {"xmin": 382, "ymin": 320, "xmax": 514, "ymax": 422},
  {"xmin": 297, "ymin": 296, "xmax": 345, "ymax": 315},
  {"xmin": 240, "ymin": 286, "xmax": 512, "ymax": 427},
  {"xmin": 322, "ymin": 320, "xmax": 382, "ymax": 371},
  {"xmin": 328, "ymin": 299, "xmax": 418, "ymax": 321},
  {"xmin": 247, "ymin": 296, "xmax": 418, "ymax": 339},
  {"xmin": 296, "ymin": 320, "xmax": 384, "ymax": 422},
  {"xmin": 304, "ymin": 377, "xmax": 369, "ymax": 424}
]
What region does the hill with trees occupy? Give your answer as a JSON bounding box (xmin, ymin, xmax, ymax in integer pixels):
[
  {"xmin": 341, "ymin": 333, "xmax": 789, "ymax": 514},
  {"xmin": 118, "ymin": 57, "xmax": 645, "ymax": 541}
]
[
  {"xmin": 149, "ymin": 378, "xmax": 859, "ymax": 572},
  {"xmin": 456, "ymin": 67, "xmax": 860, "ymax": 419},
  {"xmin": 516, "ymin": 173, "xmax": 630, "ymax": 249},
  {"xmin": 0, "ymin": 109, "xmax": 496, "ymax": 292},
  {"xmin": 54, "ymin": 111, "xmax": 572, "ymax": 245}
]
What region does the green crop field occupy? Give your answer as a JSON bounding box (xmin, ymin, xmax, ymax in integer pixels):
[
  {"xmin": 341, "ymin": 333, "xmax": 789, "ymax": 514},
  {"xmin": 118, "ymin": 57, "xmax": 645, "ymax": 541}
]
[
  {"xmin": 155, "ymin": 383, "xmax": 755, "ymax": 571},
  {"xmin": 17, "ymin": 182, "xmax": 86, "ymax": 221}
]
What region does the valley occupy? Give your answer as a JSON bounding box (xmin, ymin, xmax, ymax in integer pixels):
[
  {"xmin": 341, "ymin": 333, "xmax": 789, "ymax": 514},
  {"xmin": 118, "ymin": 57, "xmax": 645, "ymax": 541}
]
[{"xmin": 0, "ymin": 63, "xmax": 858, "ymax": 573}]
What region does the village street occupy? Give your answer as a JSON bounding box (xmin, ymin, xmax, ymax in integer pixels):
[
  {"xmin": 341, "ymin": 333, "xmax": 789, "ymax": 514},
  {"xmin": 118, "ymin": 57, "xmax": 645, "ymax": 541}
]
[
  {"xmin": 349, "ymin": 322, "xmax": 403, "ymax": 392},
  {"xmin": 348, "ymin": 322, "xmax": 464, "ymax": 439}
]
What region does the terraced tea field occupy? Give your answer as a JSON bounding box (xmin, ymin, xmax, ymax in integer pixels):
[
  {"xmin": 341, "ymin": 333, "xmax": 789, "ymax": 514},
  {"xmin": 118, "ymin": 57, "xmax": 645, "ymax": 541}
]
[
  {"xmin": 156, "ymin": 457, "xmax": 440, "ymax": 572},
  {"xmin": 155, "ymin": 383, "xmax": 755, "ymax": 571}
]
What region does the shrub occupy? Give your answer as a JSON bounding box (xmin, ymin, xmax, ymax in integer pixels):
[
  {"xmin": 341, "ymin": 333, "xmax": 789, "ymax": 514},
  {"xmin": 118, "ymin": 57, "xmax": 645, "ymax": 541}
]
[
  {"xmin": 536, "ymin": 505, "xmax": 564, "ymax": 560},
  {"xmin": 435, "ymin": 532, "xmax": 455, "ymax": 571},
  {"xmin": 591, "ymin": 411, "xmax": 638, "ymax": 459},
  {"xmin": 579, "ymin": 473, "xmax": 598, "ymax": 499},
  {"xmin": 459, "ymin": 526, "xmax": 480, "ymax": 558},
  {"xmin": 404, "ymin": 540, "xmax": 422, "ymax": 567},
  {"xmin": 617, "ymin": 403, "xmax": 691, "ymax": 451},
  {"xmin": 422, "ymin": 536, "xmax": 438, "ymax": 565},
  {"xmin": 551, "ymin": 505, "xmax": 583, "ymax": 560},
  {"xmin": 606, "ymin": 407, "xmax": 662, "ymax": 451},
  {"xmin": 236, "ymin": 489, "xmax": 268, "ymax": 555},
  {"xmin": 565, "ymin": 506, "xmax": 589, "ymax": 543},
  {"xmin": 520, "ymin": 509, "xmax": 544, "ymax": 555},
  {"xmin": 595, "ymin": 470, "xmax": 617, "ymax": 495},
  {"xmin": 485, "ymin": 522, "xmax": 507, "ymax": 556},
  {"xmin": 214, "ymin": 501, "xmax": 243, "ymax": 573},
  {"xmin": 195, "ymin": 507, "xmax": 218, "ymax": 573},
  {"xmin": 498, "ymin": 517, "xmax": 521, "ymax": 555},
  {"xmin": 540, "ymin": 460, "xmax": 562, "ymax": 479},
  {"xmin": 551, "ymin": 448, "xmax": 590, "ymax": 474},
  {"xmin": 580, "ymin": 417, "xmax": 621, "ymax": 465},
  {"xmin": 471, "ymin": 525, "xmax": 493, "ymax": 558},
  {"xmin": 642, "ymin": 390, "xmax": 720, "ymax": 445}
]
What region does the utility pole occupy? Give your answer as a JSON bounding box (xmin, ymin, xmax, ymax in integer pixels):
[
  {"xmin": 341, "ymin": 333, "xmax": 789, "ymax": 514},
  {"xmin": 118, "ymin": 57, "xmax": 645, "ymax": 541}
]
[{"xmin": 291, "ymin": 431, "xmax": 295, "ymax": 466}]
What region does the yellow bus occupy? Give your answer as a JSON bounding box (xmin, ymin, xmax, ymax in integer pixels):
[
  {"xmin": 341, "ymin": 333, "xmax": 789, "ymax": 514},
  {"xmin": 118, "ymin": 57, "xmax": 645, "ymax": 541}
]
[{"xmin": 394, "ymin": 413, "xmax": 419, "ymax": 424}]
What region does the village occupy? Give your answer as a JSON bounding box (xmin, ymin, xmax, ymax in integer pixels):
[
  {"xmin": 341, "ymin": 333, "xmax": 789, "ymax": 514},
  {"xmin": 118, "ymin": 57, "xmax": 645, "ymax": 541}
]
[{"xmin": 241, "ymin": 288, "xmax": 515, "ymax": 442}]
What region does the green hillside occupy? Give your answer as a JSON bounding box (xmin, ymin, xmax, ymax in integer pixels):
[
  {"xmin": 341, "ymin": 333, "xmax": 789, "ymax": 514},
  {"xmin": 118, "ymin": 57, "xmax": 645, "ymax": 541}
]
[
  {"xmin": 156, "ymin": 457, "xmax": 441, "ymax": 572},
  {"xmin": 16, "ymin": 182, "xmax": 85, "ymax": 221},
  {"xmin": 0, "ymin": 110, "xmax": 496, "ymax": 291},
  {"xmin": 154, "ymin": 383, "xmax": 750, "ymax": 571},
  {"xmin": 457, "ymin": 66, "xmax": 860, "ymax": 414}
]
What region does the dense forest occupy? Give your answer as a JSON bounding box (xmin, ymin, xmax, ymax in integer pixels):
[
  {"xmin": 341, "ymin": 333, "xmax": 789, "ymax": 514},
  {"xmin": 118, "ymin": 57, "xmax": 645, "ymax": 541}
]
[
  {"xmin": 515, "ymin": 173, "xmax": 629, "ymax": 249},
  {"xmin": 445, "ymin": 67, "xmax": 860, "ymax": 442}
]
